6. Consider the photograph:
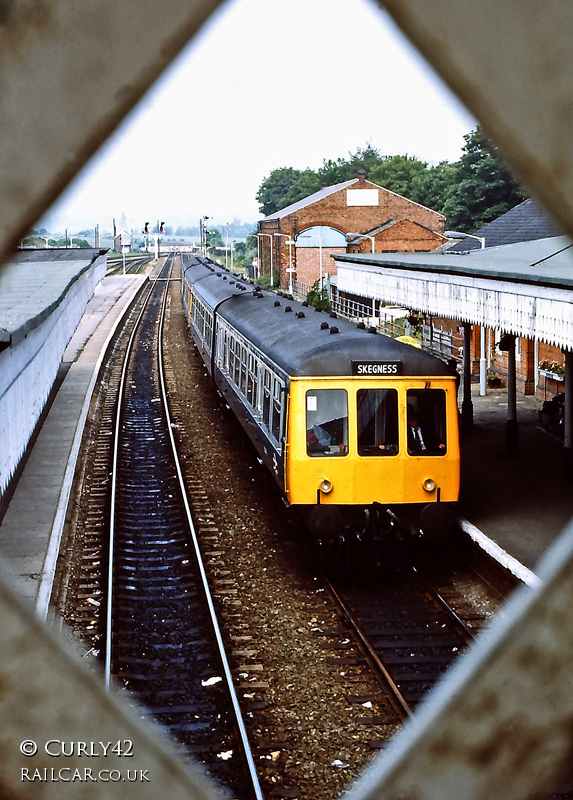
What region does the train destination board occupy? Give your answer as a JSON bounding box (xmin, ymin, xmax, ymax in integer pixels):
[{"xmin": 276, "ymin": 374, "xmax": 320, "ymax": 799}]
[{"xmin": 352, "ymin": 361, "xmax": 403, "ymax": 375}]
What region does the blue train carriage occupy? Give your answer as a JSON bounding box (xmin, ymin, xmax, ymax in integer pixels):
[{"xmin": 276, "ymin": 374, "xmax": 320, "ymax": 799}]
[{"xmin": 182, "ymin": 257, "xmax": 460, "ymax": 547}]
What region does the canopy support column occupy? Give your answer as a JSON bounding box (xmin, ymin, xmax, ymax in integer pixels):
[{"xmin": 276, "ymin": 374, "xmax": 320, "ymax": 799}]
[
  {"xmin": 563, "ymin": 349, "xmax": 573, "ymax": 482},
  {"xmin": 479, "ymin": 325, "xmax": 487, "ymax": 396},
  {"xmin": 461, "ymin": 324, "xmax": 473, "ymax": 429},
  {"xmin": 506, "ymin": 335, "xmax": 519, "ymax": 453}
]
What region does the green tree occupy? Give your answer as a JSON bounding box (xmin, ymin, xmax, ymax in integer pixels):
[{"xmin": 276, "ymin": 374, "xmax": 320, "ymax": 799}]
[
  {"xmin": 368, "ymin": 155, "xmax": 428, "ymax": 199},
  {"xmin": 208, "ymin": 228, "xmax": 224, "ymax": 247},
  {"xmin": 410, "ymin": 161, "xmax": 458, "ymax": 213},
  {"xmin": 317, "ymin": 144, "xmax": 384, "ymax": 185},
  {"xmin": 441, "ymin": 126, "xmax": 526, "ymax": 232},
  {"xmin": 256, "ymin": 167, "xmax": 321, "ymax": 216},
  {"xmin": 305, "ymin": 280, "xmax": 332, "ymax": 312},
  {"xmin": 230, "ymin": 233, "xmax": 258, "ymax": 268}
]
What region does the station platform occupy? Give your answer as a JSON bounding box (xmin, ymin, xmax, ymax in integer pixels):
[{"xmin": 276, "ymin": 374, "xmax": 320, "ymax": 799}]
[
  {"xmin": 1, "ymin": 291, "xmax": 572, "ymax": 614},
  {"xmin": 0, "ymin": 273, "xmax": 147, "ymax": 616},
  {"xmin": 459, "ymin": 386, "xmax": 573, "ymax": 570}
]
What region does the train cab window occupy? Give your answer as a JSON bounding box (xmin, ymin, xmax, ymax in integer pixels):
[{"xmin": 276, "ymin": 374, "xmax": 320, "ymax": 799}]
[
  {"xmin": 306, "ymin": 389, "xmax": 348, "ymax": 457},
  {"xmin": 357, "ymin": 389, "xmax": 398, "ymax": 456},
  {"xmin": 406, "ymin": 389, "xmax": 447, "ymax": 455}
]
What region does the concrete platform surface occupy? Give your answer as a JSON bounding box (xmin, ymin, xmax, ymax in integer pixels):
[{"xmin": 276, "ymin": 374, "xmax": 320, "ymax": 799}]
[
  {"xmin": 0, "ymin": 275, "xmax": 147, "ymax": 614},
  {"xmin": 459, "ymin": 386, "xmax": 573, "ymax": 571}
]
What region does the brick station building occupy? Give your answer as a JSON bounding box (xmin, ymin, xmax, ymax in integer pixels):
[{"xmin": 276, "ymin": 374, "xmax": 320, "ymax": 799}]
[{"xmin": 257, "ymin": 171, "xmax": 446, "ymax": 289}]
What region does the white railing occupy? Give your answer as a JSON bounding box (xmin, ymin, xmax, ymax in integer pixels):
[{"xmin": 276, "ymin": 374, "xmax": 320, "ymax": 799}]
[{"xmin": 292, "ymin": 279, "xmax": 311, "ymax": 300}]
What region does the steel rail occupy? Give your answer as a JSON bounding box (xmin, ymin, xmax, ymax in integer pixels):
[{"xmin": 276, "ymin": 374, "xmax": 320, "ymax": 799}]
[
  {"xmin": 157, "ymin": 256, "xmax": 264, "ymax": 800},
  {"xmin": 412, "ymin": 567, "xmax": 476, "ymax": 643},
  {"xmin": 322, "ymin": 573, "xmax": 413, "ymax": 721},
  {"xmin": 104, "ymin": 259, "xmax": 169, "ymax": 688}
]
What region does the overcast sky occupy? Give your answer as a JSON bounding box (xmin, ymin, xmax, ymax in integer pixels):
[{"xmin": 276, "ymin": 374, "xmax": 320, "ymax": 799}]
[{"xmin": 42, "ymin": 0, "xmax": 475, "ymax": 234}]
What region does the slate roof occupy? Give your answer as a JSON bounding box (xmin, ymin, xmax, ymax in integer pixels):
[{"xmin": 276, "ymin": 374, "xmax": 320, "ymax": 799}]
[
  {"xmin": 0, "ymin": 249, "xmax": 106, "ymax": 346},
  {"xmin": 261, "ymin": 179, "xmax": 359, "ymax": 221},
  {"xmin": 334, "ymin": 236, "xmax": 573, "ymax": 290},
  {"xmin": 448, "ymin": 198, "xmax": 563, "ymax": 251}
]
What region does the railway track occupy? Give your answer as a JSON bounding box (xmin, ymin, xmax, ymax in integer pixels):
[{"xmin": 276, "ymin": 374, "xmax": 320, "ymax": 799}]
[
  {"xmin": 104, "ymin": 253, "xmax": 262, "ymax": 797},
  {"xmin": 56, "ymin": 252, "xmax": 573, "ymax": 799},
  {"xmin": 58, "ymin": 253, "xmax": 262, "ymax": 798},
  {"xmin": 106, "ymin": 255, "xmax": 152, "ymax": 276},
  {"xmin": 321, "ymin": 557, "xmax": 502, "ymax": 720}
]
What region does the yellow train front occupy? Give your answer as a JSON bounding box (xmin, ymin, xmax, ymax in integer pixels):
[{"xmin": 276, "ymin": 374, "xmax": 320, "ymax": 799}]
[
  {"xmin": 181, "ymin": 257, "xmax": 460, "ymax": 556},
  {"xmin": 287, "ymin": 371, "xmax": 459, "ymax": 547}
]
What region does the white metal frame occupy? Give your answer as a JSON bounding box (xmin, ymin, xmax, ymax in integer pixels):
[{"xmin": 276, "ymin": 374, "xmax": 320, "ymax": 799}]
[{"xmin": 4, "ymin": 1, "xmax": 573, "ymax": 798}]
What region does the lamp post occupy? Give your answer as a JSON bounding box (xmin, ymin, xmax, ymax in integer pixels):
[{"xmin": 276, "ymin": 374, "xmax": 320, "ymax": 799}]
[
  {"xmin": 256, "ymin": 232, "xmax": 273, "ymax": 285},
  {"xmin": 285, "ymin": 239, "xmax": 295, "ymax": 295},
  {"xmin": 298, "ymin": 230, "xmax": 324, "ymax": 287},
  {"xmin": 273, "ymin": 232, "xmax": 294, "ymax": 290},
  {"xmin": 345, "ymin": 232, "xmax": 376, "ymax": 253},
  {"xmin": 444, "ymin": 230, "xmax": 486, "ymax": 249}
]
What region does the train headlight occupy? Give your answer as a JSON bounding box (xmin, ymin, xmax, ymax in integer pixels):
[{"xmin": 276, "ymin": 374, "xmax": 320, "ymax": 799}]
[
  {"xmin": 422, "ymin": 478, "xmax": 436, "ymax": 493},
  {"xmin": 320, "ymin": 479, "xmax": 333, "ymax": 494}
]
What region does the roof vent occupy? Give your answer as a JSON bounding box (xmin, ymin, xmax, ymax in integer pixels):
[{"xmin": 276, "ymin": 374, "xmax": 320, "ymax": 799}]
[
  {"xmin": 320, "ymin": 322, "xmax": 329, "ymax": 330},
  {"xmin": 274, "ymin": 300, "xmax": 281, "ymax": 307},
  {"xmin": 357, "ymin": 322, "xmax": 366, "ymax": 329},
  {"xmin": 296, "ymin": 311, "xmax": 305, "ymax": 319},
  {"xmin": 330, "ymin": 326, "xmax": 339, "ymax": 334},
  {"xmin": 285, "ymin": 305, "xmax": 292, "ymax": 313}
]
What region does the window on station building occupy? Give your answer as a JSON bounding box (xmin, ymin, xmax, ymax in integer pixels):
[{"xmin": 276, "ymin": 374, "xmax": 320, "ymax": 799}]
[
  {"xmin": 406, "ymin": 389, "xmax": 447, "ymax": 455},
  {"xmin": 295, "ymin": 226, "xmax": 346, "ymax": 248},
  {"xmin": 357, "ymin": 389, "xmax": 399, "ymax": 456},
  {"xmin": 306, "ymin": 389, "xmax": 348, "ymax": 457}
]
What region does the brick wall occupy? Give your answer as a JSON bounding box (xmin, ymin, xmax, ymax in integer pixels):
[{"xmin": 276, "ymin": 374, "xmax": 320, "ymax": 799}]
[
  {"xmin": 295, "ymin": 247, "xmax": 346, "ymax": 286},
  {"xmin": 536, "ymin": 341, "xmax": 565, "ymax": 398},
  {"xmin": 347, "ymin": 218, "xmax": 446, "ymax": 254},
  {"xmin": 260, "ymin": 179, "xmax": 445, "ymax": 287},
  {"xmin": 487, "ymin": 334, "xmax": 535, "ymax": 394}
]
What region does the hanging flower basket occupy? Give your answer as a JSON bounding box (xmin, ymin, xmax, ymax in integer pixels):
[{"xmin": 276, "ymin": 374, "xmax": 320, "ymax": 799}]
[
  {"xmin": 539, "ymin": 369, "xmax": 564, "ymax": 382},
  {"xmin": 539, "ymin": 359, "xmax": 565, "ymax": 381}
]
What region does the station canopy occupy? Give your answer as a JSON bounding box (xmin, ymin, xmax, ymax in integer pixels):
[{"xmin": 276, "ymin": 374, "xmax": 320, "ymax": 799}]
[{"xmin": 333, "ymin": 236, "xmax": 573, "ymax": 350}]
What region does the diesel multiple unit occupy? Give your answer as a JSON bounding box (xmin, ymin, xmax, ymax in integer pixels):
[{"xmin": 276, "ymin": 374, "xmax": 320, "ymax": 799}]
[{"xmin": 181, "ymin": 256, "xmax": 460, "ymax": 555}]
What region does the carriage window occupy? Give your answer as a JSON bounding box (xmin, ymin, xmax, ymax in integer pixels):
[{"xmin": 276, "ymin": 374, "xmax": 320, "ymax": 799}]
[
  {"xmin": 271, "ymin": 379, "xmax": 282, "ymax": 441},
  {"xmin": 306, "ymin": 389, "xmax": 348, "ymax": 457},
  {"xmin": 406, "ymin": 389, "xmax": 447, "ymax": 455},
  {"xmin": 357, "ymin": 389, "xmax": 398, "ymax": 456},
  {"xmin": 234, "ymin": 340, "xmax": 241, "ymax": 385},
  {"xmin": 240, "ymin": 346, "xmax": 248, "ymax": 395},
  {"xmin": 247, "ymin": 354, "xmax": 258, "ymax": 408},
  {"xmin": 262, "ymin": 370, "xmax": 272, "ymax": 427}
]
